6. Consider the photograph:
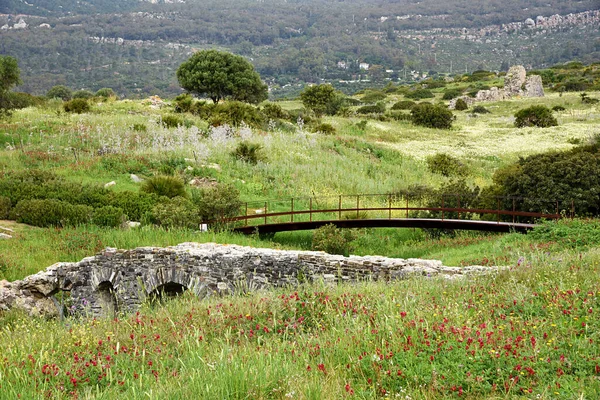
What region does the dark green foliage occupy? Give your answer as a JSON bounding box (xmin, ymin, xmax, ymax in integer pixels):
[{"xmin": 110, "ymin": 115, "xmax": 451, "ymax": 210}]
[
  {"xmin": 471, "ymin": 105, "xmax": 491, "ymax": 114},
  {"xmin": 191, "ymin": 183, "xmax": 242, "ymax": 223},
  {"xmin": 63, "ymin": 98, "xmax": 90, "ymax": 114},
  {"xmin": 173, "ymin": 93, "xmax": 194, "ymax": 113},
  {"xmin": 405, "ymin": 89, "xmax": 434, "ymax": 100},
  {"xmin": 11, "ymin": 199, "xmax": 92, "ymax": 227},
  {"xmin": 422, "ymin": 80, "xmax": 446, "ymax": 89},
  {"xmin": 47, "ymin": 85, "xmax": 73, "ymax": 101},
  {"xmin": 177, "ymin": 49, "xmax": 267, "ymax": 104},
  {"xmin": 442, "ymin": 89, "xmax": 462, "ymax": 100},
  {"xmin": 132, "ymin": 123, "xmax": 147, "ymax": 132},
  {"xmin": 387, "ymin": 111, "xmax": 412, "ymax": 121},
  {"xmin": 73, "ymin": 90, "xmax": 94, "ymax": 99},
  {"xmin": 529, "ymin": 219, "xmax": 600, "ymax": 249},
  {"xmin": 160, "ymin": 114, "xmax": 188, "ymax": 128},
  {"xmin": 261, "ymin": 103, "xmax": 288, "ymax": 120},
  {"xmin": 286, "ymin": 109, "xmax": 313, "ymax": 125},
  {"xmin": 0, "ymin": 196, "xmax": 10, "ymax": 219},
  {"xmin": 231, "ymin": 141, "xmax": 264, "ymax": 164},
  {"xmin": 311, "ymin": 123, "xmax": 336, "ymax": 134},
  {"xmin": 108, "ymin": 191, "xmax": 157, "ymax": 221},
  {"xmin": 0, "ymin": 56, "xmax": 20, "ymax": 93},
  {"xmin": 158, "ymin": 157, "xmax": 187, "ymax": 175},
  {"xmin": 580, "ymin": 93, "xmax": 599, "ymax": 104},
  {"xmin": 1, "ymin": 92, "xmax": 44, "ymax": 114},
  {"xmin": 312, "ymin": 223, "xmax": 357, "ymax": 256},
  {"xmin": 300, "ymin": 84, "xmax": 341, "ymax": 117},
  {"xmin": 410, "ymin": 103, "xmax": 454, "ymax": 129},
  {"xmin": 150, "ymin": 197, "xmax": 200, "ymax": 229},
  {"xmin": 454, "ymin": 98, "xmax": 468, "ymax": 111},
  {"xmin": 92, "ymin": 206, "xmax": 126, "ymax": 227},
  {"xmin": 426, "ymin": 153, "xmax": 468, "ymax": 177},
  {"xmin": 391, "ymin": 100, "xmax": 416, "ymax": 110},
  {"xmin": 551, "ymin": 105, "xmax": 566, "ymax": 112},
  {"xmin": 514, "ymin": 105, "xmax": 558, "ymax": 128},
  {"xmin": 356, "ymin": 103, "xmax": 386, "ymax": 114},
  {"xmin": 361, "ymin": 90, "xmax": 387, "ymax": 104},
  {"xmin": 141, "ymin": 176, "xmax": 187, "ymax": 199},
  {"xmin": 481, "ymin": 142, "xmax": 600, "ymax": 217},
  {"xmin": 95, "ymin": 88, "xmax": 116, "ymax": 98},
  {"xmin": 210, "ymin": 101, "xmax": 264, "ymax": 128}
]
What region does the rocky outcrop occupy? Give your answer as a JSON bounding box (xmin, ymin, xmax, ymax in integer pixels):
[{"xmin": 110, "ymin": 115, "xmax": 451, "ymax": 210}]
[
  {"xmin": 524, "ymin": 75, "xmax": 544, "ymax": 97},
  {"xmin": 0, "ymin": 243, "xmax": 505, "ymax": 318},
  {"xmin": 504, "ymin": 65, "xmax": 527, "ymax": 96}
]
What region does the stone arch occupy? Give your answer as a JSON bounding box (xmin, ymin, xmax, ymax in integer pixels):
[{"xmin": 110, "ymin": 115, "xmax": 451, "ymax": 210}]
[
  {"xmin": 96, "ymin": 281, "xmax": 118, "ymax": 317},
  {"xmin": 144, "ymin": 270, "xmax": 209, "ymax": 303},
  {"xmin": 148, "ymin": 281, "xmax": 188, "ymax": 302}
]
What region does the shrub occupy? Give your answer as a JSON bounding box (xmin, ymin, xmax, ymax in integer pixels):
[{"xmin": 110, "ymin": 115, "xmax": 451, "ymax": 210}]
[
  {"xmin": 580, "ymin": 93, "xmax": 599, "ymax": 104},
  {"xmin": 442, "ymin": 89, "xmax": 463, "ymax": 100},
  {"xmin": 95, "ymin": 88, "xmax": 116, "ymax": 98},
  {"xmin": 0, "ymin": 196, "xmax": 10, "ymax": 219},
  {"xmin": 72, "ymin": 90, "xmax": 94, "ymax": 99},
  {"xmin": 173, "ymin": 93, "xmax": 194, "ymax": 113},
  {"xmin": 552, "ymin": 105, "xmax": 566, "ymax": 112},
  {"xmin": 356, "ymin": 103, "xmax": 386, "ymax": 114},
  {"xmin": 454, "ymin": 98, "xmax": 468, "ymax": 111},
  {"xmin": 410, "ymin": 103, "xmax": 454, "ymax": 129},
  {"xmin": 405, "ymin": 89, "xmax": 434, "ymax": 100},
  {"xmin": 426, "ymin": 153, "xmax": 468, "ymax": 177},
  {"xmin": 47, "ymin": 85, "xmax": 72, "ymax": 101},
  {"xmin": 191, "ymin": 183, "xmax": 242, "ymax": 222},
  {"xmin": 261, "ymin": 103, "xmax": 288, "ymax": 120},
  {"xmin": 231, "ymin": 141, "xmax": 264, "ymax": 164},
  {"xmin": 361, "ymin": 90, "xmax": 387, "ymax": 104},
  {"xmin": 63, "ymin": 98, "xmax": 90, "ymax": 114},
  {"xmin": 141, "ymin": 176, "xmax": 187, "ymax": 199},
  {"xmin": 11, "ymin": 199, "xmax": 92, "ymax": 227},
  {"xmin": 160, "ymin": 114, "xmax": 188, "ymax": 128},
  {"xmin": 387, "ymin": 111, "xmax": 412, "ymax": 121},
  {"xmin": 132, "ymin": 123, "xmax": 147, "ymax": 132},
  {"xmin": 391, "ymin": 100, "xmax": 416, "ymax": 110},
  {"xmin": 311, "ymin": 123, "xmax": 336, "ymax": 134},
  {"xmin": 109, "ymin": 191, "xmax": 157, "ymax": 221},
  {"xmin": 211, "ymin": 101, "xmax": 264, "ymax": 128},
  {"xmin": 151, "ymin": 197, "xmax": 200, "ymax": 229},
  {"xmin": 471, "ymin": 105, "xmax": 491, "ymax": 114},
  {"xmin": 92, "ymin": 206, "xmax": 126, "ymax": 227},
  {"xmin": 514, "ymin": 105, "xmax": 558, "ymax": 128},
  {"xmin": 312, "ymin": 223, "xmax": 357, "ymax": 256}
]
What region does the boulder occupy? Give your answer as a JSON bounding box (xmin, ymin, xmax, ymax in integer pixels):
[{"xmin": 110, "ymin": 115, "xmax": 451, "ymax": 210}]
[
  {"xmin": 524, "ymin": 75, "xmax": 545, "ymax": 97},
  {"xmin": 504, "ymin": 65, "xmax": 527, "ymax": 96},
  {"xmin": 130, "ymin": 174, "xmax": 143, "ymax": 183}
]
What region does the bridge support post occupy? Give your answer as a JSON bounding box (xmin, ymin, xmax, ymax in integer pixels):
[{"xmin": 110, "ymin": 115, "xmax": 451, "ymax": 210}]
[
  {"xmin": 388, "ymin": 194, "xmax": 392, "ymax": 220},
  {"xmin": 291, "ymin": 198, "xmax": 294, "ymax": 223},
  {"xmin": 441, "ymin": 196, "xmax": 444, "ymax": 221},
  {"xmin": 245, "ymin": 203, "xmax": 248, "ymax": 226},
  {"xmin": 310, "ymin": 198, "xmax": 312, "ymax": 222},
  {"xmin": 264, "ymin": 202, "xmax": 268, "ymax": 225},
  {"xmin": 356, "ymin": 195, "xmax": 360, "ymax": 219},
  {"xmin": 339, "ymin": 195, "xmax": 342, "ymax": 220}
]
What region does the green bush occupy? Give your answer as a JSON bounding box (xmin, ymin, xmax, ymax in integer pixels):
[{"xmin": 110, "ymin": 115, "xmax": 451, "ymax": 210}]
[
  {"xmin": 231, "ymin": 141, "xmax": 265, "ymax": 164},
  {"xmin": 551, "ymin": 105, "xmax": 566, "ymax": 112},
  {"xmin": 514, "ymin": 106, "xmax": 558, "ymax": 128},
  {"xmin": 442, "ymin": 89, "xmax": 463, "ymax": 100},
  {"xmin": 311, "ymin": 123, "xmax": 336, "ymax": 134},
  {"xmin": 405, "ymin": 89, "xmax": 434, "ymax": 100},
  {"xmin": 11, "ymin": 199, "xmax": 92, "ymax": 227},
  {"xmin": 191, "ymin": 183, "xmax": 242, "ymax": 223},
  {"xmin": 132, "ymin": 123, "xmax": 147, "ymax": 132},
  {"xmin": 391, "ymin": 100, "xmax": 416, "ymax": 110},
  {"xmin": 261, "ymin": 103, "xmax": 289, "ymax": 120},
  {"xmin": 109, "ymin": 191, "xmax": 157, "ymax": 221},
  {"xmin": 580, "ymin": 93, "xmax": 599, "ymax": 104},
  {"xmin": 471, "ymin": 105, "xmax": 491, "ymax": 114},
  {"xmin": 356, "ymin": 103, "xmax": 386, "ymax": 114},
  {"xmin": 361, "ymin": 90, "xmax": 387, "ymax": 104},
  {"xmin": 529, "ymin": 219, "xmax": 600, "ymax": 249},
  {"xmin": 410, "ymin": 103, "xmax": 454, "ymax": 129},
  {"xmin": 426, "ymin": 153, "xmax": 468, "ymax": 177},
  {"xmin": 174, "ymin": 93, "xmax": 194, "ymax": 113},
  {"xmin": 141, "ymin": 176, "xmax": 187, "ymax": 199},
  {"xmin": 454, "ymin": 98, "xmax": 468, "ymax": 111},
  {"xmin": 150, "ymin": 197, "xmax": 200, "ymax": 229},
  {"xmin": 387, "ymin": 111, "xmax": 412, "ymax": 121},
  {"xmin": 95, "ymin": 88, "xmax": 116, "ymax": 98},
  {"xmin": 72, "ymin": 90, "xmax": 94, "ymax": 99},
  {"xmin": 210, "ymin": 101, "xmax": 264, "ymax": 128},
  {"xmin": 47, "ymin": 85, "xmax": 72, "ymax": 101},
  {"xmin": 160, "ymin": 114, "xmax": 190, "ymax": 129},
  {"xmin": 0, "ymin": 196, "xmax": 10, "ymax": 219},
  {"xmin": 63, "ymin": 98, "xmax": 90, "ymax": 114},
  {"xmin": 92, "ymin": 206, "xmax": 126, "ymax": 227},
  {"xmin": 312, "ymin": 223, "xmax": 357, "ymax": 256}
]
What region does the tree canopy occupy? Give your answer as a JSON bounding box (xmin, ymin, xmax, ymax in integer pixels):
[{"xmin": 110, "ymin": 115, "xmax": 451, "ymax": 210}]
[
  {"xmin": 300, "ymin": 84, "xmax": 340, "ymax": 116},
  {"xmin": 176, "ymin": 50, "xmax": 267, "ymax": 104},
  {"xmin": 0, "ymin": 56, "xmax": 20, "ymax": 93}
]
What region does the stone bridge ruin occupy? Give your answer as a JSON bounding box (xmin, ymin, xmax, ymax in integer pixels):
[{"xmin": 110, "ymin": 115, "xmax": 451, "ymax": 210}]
[{"xmin": 0, "ymin": 243, "xmax": 499, "ymax": 318}]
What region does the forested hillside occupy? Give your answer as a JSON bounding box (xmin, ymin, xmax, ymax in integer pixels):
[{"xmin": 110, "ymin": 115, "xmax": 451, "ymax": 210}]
[{"xmin": 1, "ymin": 0, "xmax": 598, "ymax": 97}]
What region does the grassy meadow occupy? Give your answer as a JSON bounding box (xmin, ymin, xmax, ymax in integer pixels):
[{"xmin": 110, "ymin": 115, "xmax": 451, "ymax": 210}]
[{"xmin": 1, "ymin": 82, "xmax": 600, "ymax": 398}]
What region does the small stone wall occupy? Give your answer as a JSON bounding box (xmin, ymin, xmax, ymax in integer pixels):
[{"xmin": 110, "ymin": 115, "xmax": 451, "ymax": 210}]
[{"xmin": 0, "ymin": 243, "xmax": 502, "ymax": 318}]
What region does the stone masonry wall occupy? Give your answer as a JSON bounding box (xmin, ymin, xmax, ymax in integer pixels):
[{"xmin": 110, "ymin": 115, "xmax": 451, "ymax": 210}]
[{"xmin": 0, "ymin": 243, "xmax": 501, "ymax": 318}]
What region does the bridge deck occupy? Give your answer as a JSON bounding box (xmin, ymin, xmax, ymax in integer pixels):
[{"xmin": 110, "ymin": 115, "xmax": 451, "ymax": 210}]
[{"xmin": 232, "ymin": 218, "xmax": 537, "ymax": 235}]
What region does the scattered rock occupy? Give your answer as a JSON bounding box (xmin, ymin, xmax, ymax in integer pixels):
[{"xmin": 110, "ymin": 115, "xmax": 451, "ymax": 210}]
[
  {"xmin": 104, "ymin": 181, "xmax": 116, "ymax": 188},
  {"xmin": 0, "ymin": 233, "xmax": 12, "ymax": 240},
  {"xmin": 130, "ymin": 174, "xmax": 143, "ymax": 183},
  {"xmin": 448, "ymin": 96, "xmax": 476, "ymax": 110},
  {"xmin": 127, "ymin": 221, "xmax": 141, "ymax": 229},
  {"xmin": 200, "ymin": 163, "xmax": 222, "ymax": 172},
  {"xmin": 188, "ymin": 177, "xmax": 218, "ymax": 188}
]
